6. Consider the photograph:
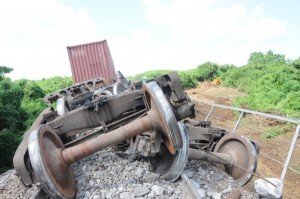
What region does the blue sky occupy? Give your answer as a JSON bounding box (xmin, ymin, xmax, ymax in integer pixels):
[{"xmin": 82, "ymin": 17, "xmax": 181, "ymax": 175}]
[{"xmin": 1, "ymin": 0, "xmax": 299, "ymax": 80}]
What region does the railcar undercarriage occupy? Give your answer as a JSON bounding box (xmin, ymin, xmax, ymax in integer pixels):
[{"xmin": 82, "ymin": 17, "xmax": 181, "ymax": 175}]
[{"xmin": 13, "ymin": 71, "xmax": 259, "ymax": 199}]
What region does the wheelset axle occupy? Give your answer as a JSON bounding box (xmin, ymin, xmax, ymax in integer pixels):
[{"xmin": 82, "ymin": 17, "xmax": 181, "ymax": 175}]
[{"xmin": 28, "ymin": 82, "xmax": 185, "ymax": 199}]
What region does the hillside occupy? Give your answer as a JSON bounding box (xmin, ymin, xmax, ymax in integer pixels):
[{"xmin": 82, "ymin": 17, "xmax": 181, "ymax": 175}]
[{"xmin": 130, "ymin": 51, "xmax": 300, "ymax": 119}]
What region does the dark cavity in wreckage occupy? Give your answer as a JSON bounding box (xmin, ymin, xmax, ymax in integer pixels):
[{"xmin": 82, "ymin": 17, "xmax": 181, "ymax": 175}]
[{"xmin": 13, "ymin": 71, "xmax": 259, "ymax": 199}]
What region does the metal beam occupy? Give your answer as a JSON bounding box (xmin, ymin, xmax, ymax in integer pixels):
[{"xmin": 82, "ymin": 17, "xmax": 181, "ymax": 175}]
[
  {"xmin": 232, "ymin": 111, "xmax": 244, "ymax": 133},
  {"xmin": 205, "ymin": 105, "xmax": 215, "ymax": 121},
  {"xmin": 280, "ymin": 124, "xmax": 300, "ymax": 182},
  {"xmin": 191, "ymin": 97, "xmax": 300, "ymax": 124}
]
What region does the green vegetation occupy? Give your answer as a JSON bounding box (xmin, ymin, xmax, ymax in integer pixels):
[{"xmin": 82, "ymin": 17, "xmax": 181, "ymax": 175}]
[
  {"xmin": 128, "ymin": 51, "xmax": 299, "ymax": 123},
  {"xmin": 128, "ymin": 70, "xmax": 173, "ymax": 81},
  {"xmin": 0, "ymin": 67, "xmax": 73, "ymax": 173},
  {"xmin": 36, "ymin": 76, "xmax": 73, "ymax": 94},
  {"xmin": 132, "ymin": 51, "xmax": 300, "ymax": 120},
  {"xmin": 262, "ymin": 126, "xmax": 289, "ymax": 139},
  {"xmin": 221, "ymin": 51, "xmax": 300, "ymax": 119},
  {"xmin": 128, "ymin": 62, "xmax": 234, "ymax": 89}
]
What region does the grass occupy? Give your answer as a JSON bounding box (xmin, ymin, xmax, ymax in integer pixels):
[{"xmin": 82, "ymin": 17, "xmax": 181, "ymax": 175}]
[{"xmin": 262, "ymin": 126, "xmax": 289, "ymax": 139}]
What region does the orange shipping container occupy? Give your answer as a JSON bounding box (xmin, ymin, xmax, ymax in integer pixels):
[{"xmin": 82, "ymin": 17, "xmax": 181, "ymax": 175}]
[{"xmin": 67, "ymin": 40, "xmax": 116, "ymax": 83}]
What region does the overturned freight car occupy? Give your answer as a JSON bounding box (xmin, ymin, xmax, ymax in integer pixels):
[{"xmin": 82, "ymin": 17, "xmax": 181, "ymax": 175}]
[{"xmin": 13, "ymin": 71, "xmax": 259, "ymax": 199}]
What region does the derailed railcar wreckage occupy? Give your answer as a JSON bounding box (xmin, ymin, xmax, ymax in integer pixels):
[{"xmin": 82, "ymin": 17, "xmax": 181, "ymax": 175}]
[{"xmin": 13, "ymin": 72, "xmax": 259, "ymax": 199}]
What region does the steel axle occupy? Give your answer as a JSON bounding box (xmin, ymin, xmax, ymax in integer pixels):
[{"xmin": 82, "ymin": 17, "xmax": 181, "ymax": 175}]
[
  {"xmin": 28, "ymin": 82, "xmax": 184, "ymax": 199},
  {"xmin": 188, "ymin": 148, "xmax": 233, "ymax": 167}
]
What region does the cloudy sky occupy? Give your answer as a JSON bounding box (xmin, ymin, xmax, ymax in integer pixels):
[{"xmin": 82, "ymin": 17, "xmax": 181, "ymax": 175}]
[{"xmin": 1, "ymin": 0, "xmax": 299, "ymax": 80}]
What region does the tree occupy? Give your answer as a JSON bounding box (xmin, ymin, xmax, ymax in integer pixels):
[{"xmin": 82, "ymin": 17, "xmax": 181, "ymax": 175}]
[
  {"xmin": 0, "ymin": 129, "xmax": 21, "ymax": 173},
  {"xmin": 0, "ymin": 66, "xmax": 13, "ymax": 80},
  {"xmin": 0, "ymin": 67, "xmax": 25, "ymax": 172},
  {"xmin": 293, "ymin": 57, "xmax": 300, "ymax": 69},
  {"xmin": 248, "ymin": 51, "xmax": 286, "ymax": 65}
]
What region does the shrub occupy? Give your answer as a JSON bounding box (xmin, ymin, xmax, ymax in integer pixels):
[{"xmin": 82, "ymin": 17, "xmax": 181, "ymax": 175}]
[
  {"xmin": 262, "ymin": 127, "xmax": 288, "ymax": 139},
  {"xmin": 0, "ymin": 129, "xmax": 22, "ymax": 172},
  {"xmin": 129, "ymin": 70, "xmax": 172, "ymax": 81},
  {"xmin": 188, "ymin": 62, "xmax": 219, "ymax": 81},
  {"xmin": 178, "ymin": 71, "xmax": 197, "ymax": 89}
]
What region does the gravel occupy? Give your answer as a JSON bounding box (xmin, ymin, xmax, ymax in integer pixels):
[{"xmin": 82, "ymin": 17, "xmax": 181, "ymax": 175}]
[
  {"xmin": 73, "ymin": 151, "xmax": 184, "ymax": 199},
  {"xmin": 0, "ymin": 151, "xmax": 259, "ymax": 199},
  {"xmin": 184, "ymin": 160, "xmax": 260, "ymax": 199},
  {"xmin": 0, "ymin": 170, "xmax": 38, "ymax": 199}
]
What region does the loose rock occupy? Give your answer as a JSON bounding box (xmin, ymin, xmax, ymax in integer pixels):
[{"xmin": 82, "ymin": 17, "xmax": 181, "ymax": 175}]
[
  {"xmin": 197, "ymin": 188, "xmax": 206, "ymax": 198},
  {"xmin": 151, "ymin": 185, "xmax": 164, "ymax": 196},
  {"xmin": 134, "ymin": 186, "xmax": 150, "ymax": 197},
  {"xmin": 135, "ymin": 167, "xmax": 146, "ymax": 177},
  {"xmin": 0, "ymin": 151, "xmax": 259, "ymax": 199}
]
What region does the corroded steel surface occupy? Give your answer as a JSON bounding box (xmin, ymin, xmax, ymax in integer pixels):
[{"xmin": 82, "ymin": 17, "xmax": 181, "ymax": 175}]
[
  {"xmin": 61, "ymin": 81, "xmax": 181, "ymax": 164},
  {"xmin": 213, "ymin": 133, "xmax": 257, "ymax": 186},
  {"xmin": 61, "ymin": 115, "xmax": 152, "ymax": 165},
  {"xmin": 28, "ymin": 125, "xmax": 76, "ymax": 199},
  {"xmin": 225, "ymin": 189, "xmax": 241, "ymax": 199},
  {"xmin": 188, "ymin": 148, "xmax": 232, "ymax": 167}
]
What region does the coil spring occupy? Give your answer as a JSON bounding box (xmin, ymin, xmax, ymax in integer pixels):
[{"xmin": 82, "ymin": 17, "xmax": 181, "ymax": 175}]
[{"xmin": 225, "ymin": 189, "xmax": 241, "ymax": 199}]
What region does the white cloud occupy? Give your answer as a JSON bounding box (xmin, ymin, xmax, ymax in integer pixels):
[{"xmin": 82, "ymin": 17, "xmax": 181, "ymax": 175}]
[
  {"xmin": 142, "ymin": 0, "xmax": 286, "ymax": 42},
  {"xmin": 0, "ymin": 0, "xmax": 291, "ymax": 81},
  {"xmin": 110, "ymin": 0, "xmax": 288, "ymax": 76},
  {"xmin": 0, "ymin": 0, "xmax": 99, "ymax": 80}
]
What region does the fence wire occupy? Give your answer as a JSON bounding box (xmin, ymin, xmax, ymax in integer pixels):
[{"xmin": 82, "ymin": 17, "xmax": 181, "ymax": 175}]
[{"xmin": 195, "ymin": 107, "xmax": 300, "ymax": 147}]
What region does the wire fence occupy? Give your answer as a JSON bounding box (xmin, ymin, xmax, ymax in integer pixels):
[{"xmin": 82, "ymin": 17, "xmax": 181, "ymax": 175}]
[{"xmin": 190, "ymin": 97, "xmax": 300, "ymax": 189}]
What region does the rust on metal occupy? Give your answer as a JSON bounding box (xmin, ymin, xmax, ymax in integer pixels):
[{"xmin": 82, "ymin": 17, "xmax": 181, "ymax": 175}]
[
  {"xmin": 188, "ymin": 148, "xmax": 232, "ymax": 167},
  {"xmin": 225, "ymin": 189, "xmax": 241, "ymax": 199},
  {"xmin": 67, "ymin": 40, "xmax": 116, "ymax": 83},
  {"xmin": 29, "ymin": 125, "xmax": 76, "ymax": 199},
  {"xmin": 213, "ymin": 133, "xmax": 257, "ymax": 186},
  {"xmin": 61, "ymin": 116, "xmax": 152, "ymax": 165}
]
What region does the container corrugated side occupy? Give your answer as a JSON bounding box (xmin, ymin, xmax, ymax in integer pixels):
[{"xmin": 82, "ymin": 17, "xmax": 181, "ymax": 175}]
[{"xmin": 67, "ymin": 40, "xmax": 116, "ymax": 83}]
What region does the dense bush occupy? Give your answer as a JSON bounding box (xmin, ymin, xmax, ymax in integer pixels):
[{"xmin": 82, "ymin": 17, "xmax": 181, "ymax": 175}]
[
  {"xmin": 0, "ymin": 67, "xmax": 73, "ymax": 173},
  {"xmin": 187, "ymin": 62, "xmax": 219, "ymax": 81},
  {"xmin": 127, "ymin": 51, "xmax": 299, "ymax": 119},
  {"xmin": 0, "ymin": 129, "xmax": 22, "ymax": 173},
  {"xmin": 0, "ymin": 67, "xmax": 25, "ymax": 173},
  {"xmin": 128, "ymin": 70, "xmax": 173, "ymax": 81},
  {"xmin": 222, "ymin": 51, "xmax": 300, "ymax": 118},
  {"xmin": 127, "ymin": 63, "xmax": 234, "ymax": 89},
  {"xmin": 177, "ymin": 71, "xmax": 197, "ymax": 89},
  {"xmin": 36, "ymin": 76, "xmax": 73, "ymax": 94}
]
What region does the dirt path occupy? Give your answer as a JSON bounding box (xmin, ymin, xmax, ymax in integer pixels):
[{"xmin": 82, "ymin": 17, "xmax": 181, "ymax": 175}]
[{"xmin": 187, "ymin": 82, "xmax": 300, "ymax": 199}]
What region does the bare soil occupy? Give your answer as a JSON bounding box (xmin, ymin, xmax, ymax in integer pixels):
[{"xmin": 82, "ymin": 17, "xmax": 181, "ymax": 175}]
[{"xmin": 187, "ymin": 82, "xmax": 300, "ymax": 199}]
